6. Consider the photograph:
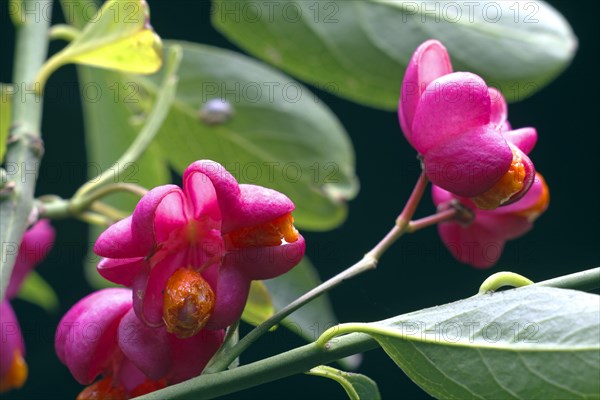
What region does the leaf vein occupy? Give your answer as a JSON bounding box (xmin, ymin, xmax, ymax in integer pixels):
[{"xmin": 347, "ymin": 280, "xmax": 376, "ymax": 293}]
[
  {"xmin": 411, "ymin": 342, "xmax": 485, "ymax": 400},
  {"xmin": 476, "ymin": 348, "xmax": 521, "ymax": 399},
  {"xmin": 517, "ymin": 353, "xmax": 585, "ymax": 397}
]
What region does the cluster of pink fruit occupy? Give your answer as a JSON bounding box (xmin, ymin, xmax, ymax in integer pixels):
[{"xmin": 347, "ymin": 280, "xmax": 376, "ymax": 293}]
[{"xmin": 1, "ymin": 40, "xmax": 547, "ymax": 399}]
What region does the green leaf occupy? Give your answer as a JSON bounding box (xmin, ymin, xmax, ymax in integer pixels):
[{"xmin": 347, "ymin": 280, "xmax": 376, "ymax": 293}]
[
  {"xmin": 265, "ymin": 257, "xmax": 361, "ymax": 370},
  {"xmin": 212, "ymin": 0, "xmax": 577, "ymax": 109},
  {"xmin": 38, "ymin": 0, "xmax": 162, "ymax": 89},
  {"xmin": 133, "ymin": 41, "xmax": 358, "ymax": 231},
  {"xmin": 319, "ymin": 286, "xmax": 600, "ymax": 400},
  {"xmin": 0, "ymin": 84, "xmax": 11, "ymax": 162},
  {"xmin": 308, "ymin": 365, "xmax": 381, "ymax": 400},
  {"xmin": 16, "ymin": 271, "xmax": 59, "ymax": 312},
  {"xmin": 241, "ymin": 280, "xmax": 275, "ymax": 327}
]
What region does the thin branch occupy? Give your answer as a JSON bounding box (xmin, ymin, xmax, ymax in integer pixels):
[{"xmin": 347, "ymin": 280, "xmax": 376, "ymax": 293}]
[{"xmin": 0, "ymin": 0, "xmax": 52, "ymax": 300}]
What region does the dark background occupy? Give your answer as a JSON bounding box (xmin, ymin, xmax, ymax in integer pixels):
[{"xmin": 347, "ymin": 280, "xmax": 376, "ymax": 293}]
[{"xmin": 1, "ymin": 1, "xmax": 599, "ymax": 399}]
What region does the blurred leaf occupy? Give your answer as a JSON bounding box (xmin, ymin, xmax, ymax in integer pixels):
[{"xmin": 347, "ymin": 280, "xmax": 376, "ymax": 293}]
[
  {"xmin": 77, "ymin": 65, "xmax": 169, "ymax": 289},
  {"xmin": 0, "ymin": 84, "xmax": 11, "ymax": 162},
  {"xmin": 264, "ymin": 258, "xmax": 335, "ymax": 340},
  {"xmin": 213, "ymin": 0, "xmax": 577, "ymax": 109},
  {"xmin": 8, "ymin": 0, "xmax": 25, "ymax": 26},
  {"xmin": 320, "ymin": 286, "xmax": 600, "ymax": 399},
  {"xmin": 134, "ymin": 41, "xmax": 358, "ymax": 231},
  {"xmin": 308, "ymin": 365, "xmax": 381, "ymax": 400},
  {"xmin": 41, "ymin": 0, "xmax": 162, "ymax": 86},
  {"xmin": 16, "ymin": 271, "xmax": 59, "ymax": 312},
  {"xmin": 241, "ymin": 280, "xmax": 275, "ymax": 327},
  {"xmin": 265, "ymin": 257, "xmax": 361, "ymax": 370},
  {"xmin": 60, "ymin": 0, "xmax": 103, "ymax": 29}
]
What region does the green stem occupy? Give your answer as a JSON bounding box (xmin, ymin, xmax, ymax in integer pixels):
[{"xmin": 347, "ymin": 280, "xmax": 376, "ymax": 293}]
[
  {"xmin": 36, "ymin": 197, "xmax": 70, "ymax": 220},
  {"xmin": 204, "ymin": 321, "xmax": 240, "ymax": 373},
  {"xmin": 33, "ymin": 51, "xmax": 66, "ymax": 94},
  {"xmin": 208, "ymin": 172, "xmax": 428, "ymax": 372},
  {"xmin": 137, "ymin": 333, "xmax": 378, "ymax": 400},
  {"xmin": 477, "ymin": 271, "xmax": 534, "ymax": 295},
  {"xmin": 77, "ymin": 211, "xmax": 114, "ymax": 227},
  {"xmin": 476, "ymin": 268, "xmax": 600, "ymax": 295},
  {"xmin": 49, "ymin": 24, "xmax": 80, "ymax": 41},
  {"xmin": 38, "ymin": 182, "xmax": 147, "ymax": 220},
  {"xmin": 71, "ymin": 46, "xmax": 181, "ymax": 202},
  {"xmin": 89, "ymin": 202, "xmax": 129, "ymax": 221},
  {"xmin": 0, "ymin": 0, "xmax": 51, "ymax": 300},
  {"xmin": 534, "ymin": 267, "xmax": 600, "ymax": 292},
  {"xmin": 71, "ymin": 182, "xmax": 148, "ymax": 212}
]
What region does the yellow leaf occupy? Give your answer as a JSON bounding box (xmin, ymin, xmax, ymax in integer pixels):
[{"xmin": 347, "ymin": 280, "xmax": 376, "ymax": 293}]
[
  {"xmin": 69, "ymin": 30, "xmax": 162, "ymax": 73},
  {"xmin": 36, "ymin": 0, "xmax": 162, "ymax": 90}
]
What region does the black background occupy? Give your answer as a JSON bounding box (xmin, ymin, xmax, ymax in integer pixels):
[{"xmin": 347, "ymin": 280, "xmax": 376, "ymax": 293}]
[{"xmin": 1, "ymin": 1, "xmax": 599, "ymax": 399}]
